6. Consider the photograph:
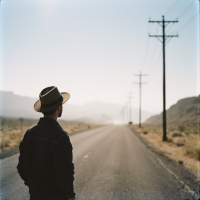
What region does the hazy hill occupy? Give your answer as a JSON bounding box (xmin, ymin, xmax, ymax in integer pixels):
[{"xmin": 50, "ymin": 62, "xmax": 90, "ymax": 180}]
[
  {"xmin": 0, "ymin": 91, "xmax": 153, "ymax": 124},
  {"xmin": 0, "ymin": 91, "xmax": 39, "ymax": 119},
  {"xmin": 145, "ymin": 96, "xmax": 200, "ymax": 125}
]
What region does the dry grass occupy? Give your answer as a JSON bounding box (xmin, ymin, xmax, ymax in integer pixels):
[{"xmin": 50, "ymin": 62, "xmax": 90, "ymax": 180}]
[
  {"xmin": 129, "ymin": 123, "xmax": 200, "ymax": 177},
  {"xmin": 0, "ymin": 117, "xmax": 102, "ymax": 151}
]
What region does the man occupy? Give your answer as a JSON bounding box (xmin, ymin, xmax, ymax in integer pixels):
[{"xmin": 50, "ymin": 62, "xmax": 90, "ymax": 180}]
[{"xmin": 17, "ymin": 86, "xmax": 75, "ymax": 200}]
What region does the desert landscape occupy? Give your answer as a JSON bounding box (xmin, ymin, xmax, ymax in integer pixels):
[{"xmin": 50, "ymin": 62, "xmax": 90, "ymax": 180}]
[
  {"xmin": 129, "ymin": 123, "xmax": 199, "ymax": 174},
  {"xmin": 0, "ymin": 117, "xmax": 102, "ymax": 151},
  {"xmin": 129, "ymin": 95, "xmax": 200, "ymax": 176}
]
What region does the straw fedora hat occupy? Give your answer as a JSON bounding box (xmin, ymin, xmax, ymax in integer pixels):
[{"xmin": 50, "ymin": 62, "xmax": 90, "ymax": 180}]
[{"xmin": 34, "ymin": 86, "xmax": 70, "ymax": 113}]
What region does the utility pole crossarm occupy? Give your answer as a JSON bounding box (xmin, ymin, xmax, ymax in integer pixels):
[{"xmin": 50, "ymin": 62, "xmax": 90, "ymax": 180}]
[
  {"xmin": 149, "ymin": 17, "xmax": 178, "ymax": 27},
  {"xmin": 134, "ymin": 82, "xmax": 147, "ymax": 84},
  {"xmin": 149, "ymin": 35, "xmax": 178, "ymax": 37},
  {"xmin": 149, "ymin": 20, "xmax": 178, "ymax": 23},
  {"xmin": 149, "ymin": 34, "xmax": 178, "ymax": 43},
  {"xmin": 134, "ymin": 74, "xmax": 148, "ymax": 76}
]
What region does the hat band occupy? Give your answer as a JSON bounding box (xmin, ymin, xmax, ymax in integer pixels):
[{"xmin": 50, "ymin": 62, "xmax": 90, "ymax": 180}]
[{"xmin": 41, "ymin": 96, "xmax": 63, "ymax": 108}]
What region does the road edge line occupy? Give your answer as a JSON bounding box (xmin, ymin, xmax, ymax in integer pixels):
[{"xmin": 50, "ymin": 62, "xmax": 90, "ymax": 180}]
[{"xmin": 147, "ymin": 148, "xmax": 198, "ymax": 199}]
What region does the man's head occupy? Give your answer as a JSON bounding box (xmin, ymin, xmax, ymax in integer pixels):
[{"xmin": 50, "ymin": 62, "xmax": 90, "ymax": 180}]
[
  {"xmin": 42, "ymin": 104, "xmax": 63, "ymax": 118},
  {"xmin": 33, "ymin": 86, "xmax": 70, "ymax": 120}
]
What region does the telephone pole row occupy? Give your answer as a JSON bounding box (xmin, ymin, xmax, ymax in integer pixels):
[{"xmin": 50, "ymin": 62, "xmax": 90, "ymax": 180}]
[
  {"xmin": 127, "ymin": 93, "xmax": 134, "ymax": 125},
  {"xmin": 124, "ymin": 102, "xmax": 128, "ymax": 124},
  {"xmin": 126, "ymin": 101, "xmax": 129, "ymax": 124},
  {"xmin": 149, "ymin": 15, "xmax": 178, "ymax": 141},
  {"xmin": 134, "ymin": 71, "xmax": 147, "ymax": 128}
]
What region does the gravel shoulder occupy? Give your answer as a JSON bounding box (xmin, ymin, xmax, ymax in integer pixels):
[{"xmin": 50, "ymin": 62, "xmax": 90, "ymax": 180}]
[{"xmin": 127, "ymin": 126, "xmax": 200, "ymax": 199}]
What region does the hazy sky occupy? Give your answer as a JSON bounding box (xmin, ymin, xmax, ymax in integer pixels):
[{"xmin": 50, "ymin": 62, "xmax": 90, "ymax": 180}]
[{"xmin": 1, "ymin": 0, "xmax": 199, "ymax": 113}]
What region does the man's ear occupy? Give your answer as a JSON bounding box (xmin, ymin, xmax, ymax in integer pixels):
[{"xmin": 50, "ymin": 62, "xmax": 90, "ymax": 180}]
[{"xmin": 57, "ymin": 106, "xmax": 61, "ymax": 111}]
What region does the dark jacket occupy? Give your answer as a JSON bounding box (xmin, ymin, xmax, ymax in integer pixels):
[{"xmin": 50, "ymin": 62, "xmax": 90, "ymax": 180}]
[{"xmin": 17, "ymin": 117, "xmax": 75, "ymax": 199}]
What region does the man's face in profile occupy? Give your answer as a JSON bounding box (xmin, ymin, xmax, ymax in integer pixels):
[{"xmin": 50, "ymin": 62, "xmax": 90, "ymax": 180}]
[{"xmin": 58, "ymin": 105, "xmax": 63, "ymax": 117}]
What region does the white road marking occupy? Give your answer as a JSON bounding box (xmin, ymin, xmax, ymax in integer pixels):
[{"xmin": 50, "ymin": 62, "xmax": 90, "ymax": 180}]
[{"xmin": 147, "ymin": 149, "xmax": 198, "ymax": 199}]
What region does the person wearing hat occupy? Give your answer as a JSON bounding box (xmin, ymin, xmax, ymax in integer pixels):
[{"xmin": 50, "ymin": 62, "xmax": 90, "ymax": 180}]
[{"xmin": 17, "ymin": 86, "xmax": 75, "ymax": 200}]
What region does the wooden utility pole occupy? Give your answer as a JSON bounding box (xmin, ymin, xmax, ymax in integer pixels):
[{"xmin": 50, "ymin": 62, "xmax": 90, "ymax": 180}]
[
  {"xmin": 134, "ymin": 71, "xmax": 147, "ymax": 128},
  {"xmin": 126, "ymin": 101, "xmax": 129, "ymax": 124},
  {"xmin": 149, "ymin": 15, "xmax": 178, "ymax": 141},
  {"xmin": 127, "ymin": 93, "xmax": 134, "ymax": 124},
  {"xmin": 123, "ymin": 104, "xmax": 126, "ymax": 124}
]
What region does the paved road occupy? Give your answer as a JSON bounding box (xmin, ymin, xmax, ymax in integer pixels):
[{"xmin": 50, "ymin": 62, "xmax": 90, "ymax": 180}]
[{"xmin": 0, "ymin": 125, "xmax": 198, "ymax": 200}]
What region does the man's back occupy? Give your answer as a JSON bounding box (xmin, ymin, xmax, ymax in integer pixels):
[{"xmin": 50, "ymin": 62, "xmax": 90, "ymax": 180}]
[{"xmin": 17, "ymin": 117, "xmax": 75, "ymax": 198}]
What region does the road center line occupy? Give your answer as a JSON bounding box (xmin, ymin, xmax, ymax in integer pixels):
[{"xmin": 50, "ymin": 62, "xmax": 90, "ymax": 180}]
[{"xmin": 74, "ymin": 127, "xmax": 114, "ymax": 169}]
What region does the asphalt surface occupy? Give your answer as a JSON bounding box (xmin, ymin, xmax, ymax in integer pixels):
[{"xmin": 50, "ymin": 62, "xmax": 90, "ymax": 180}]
[{"xmin": 0, "ymin": 125, "xmax": 199, "ymax": 200}]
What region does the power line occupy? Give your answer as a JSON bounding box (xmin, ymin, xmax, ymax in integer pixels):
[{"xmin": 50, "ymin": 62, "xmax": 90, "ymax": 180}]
[
  {"xmin": 149, "ymin": 16, "xmax": 178, "ymax": 142},
  {"xmin": 143, "ymin": 20, "xmax": 159, "ymax": 71},
  {"xmin": 141, "ymin": 22, "xmax": 151, "ymax": 72},
  {"xmin": 166, "ymin": 0, "xmax": 197, "ymax": 34},
  {"xmin": 145, "ymin": 24, "xmax": 159, "ymax": 73},
  {"xmin": 178, "ymin": 0, "xmax": 196, "ymax": 19},
  {"xmin": 166, "ymin": 22, "xmax": 176, "ymax": 34},
  {"xmin": 149, "ymin": 51, "xmax": 162, "ymax": 74},
  {"xmin": 165, "ymin": 0, "xmax": 179, "ymax": 16},
  {"xmin": 169, "ymin": 11, "xmax": 199, "ymax": 34}
]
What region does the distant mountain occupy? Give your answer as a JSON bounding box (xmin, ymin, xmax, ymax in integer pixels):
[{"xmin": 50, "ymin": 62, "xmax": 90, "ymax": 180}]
[
  {"xmin": 144, "ymin": 96, "xmax": 200, "ymax": 125},
  {"xmin": 71, "ymin": 117, "xmax": 94, "ymax": 124},
  {"xmin": 0, "ymin": 91, "xmax": 153, "ymax": 124},
  {"xmin": 99, "ymin": 114, "xmax": 113, "ymax": 124},
  {"xmin": 0, "ymin": 91, "xmax": 39, "ymax": 119}
]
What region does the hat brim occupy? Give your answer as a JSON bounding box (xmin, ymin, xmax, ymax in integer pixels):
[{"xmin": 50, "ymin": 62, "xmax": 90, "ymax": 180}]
[{"xmin": 34, "ymin": 92, "xmax": 70, "ymax": 113}]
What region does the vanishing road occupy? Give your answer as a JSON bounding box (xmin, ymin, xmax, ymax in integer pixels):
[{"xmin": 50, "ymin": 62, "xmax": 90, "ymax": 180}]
[{"xmin": 0, "ymin": 125, "xmax": 199, "ymax": 200}]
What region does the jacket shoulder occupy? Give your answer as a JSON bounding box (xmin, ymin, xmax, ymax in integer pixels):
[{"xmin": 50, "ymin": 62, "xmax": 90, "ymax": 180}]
[{"xmin": 22, "ymin": 121, "xmax": 69, "ymax": 143}]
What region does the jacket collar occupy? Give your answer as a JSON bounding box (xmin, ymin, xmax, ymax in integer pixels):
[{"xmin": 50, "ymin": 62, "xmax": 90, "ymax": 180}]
[{"xmin": 38, "ymin": 117, "xmax": 61, "ymax": 127}]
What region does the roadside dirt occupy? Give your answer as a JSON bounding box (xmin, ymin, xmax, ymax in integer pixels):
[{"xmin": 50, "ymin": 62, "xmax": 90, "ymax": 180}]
[
  {"xmin": 0, "ymin": 117, "xmax": 102, "ymax": 152},
  {"xmin": 128, "ymin": 124, "xmax": 200, "ymax": 179}
]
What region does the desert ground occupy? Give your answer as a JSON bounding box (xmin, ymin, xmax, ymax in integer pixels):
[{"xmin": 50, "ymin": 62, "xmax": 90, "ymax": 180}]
[
  {"xmin": 128, "ymin": 123, "xmax": 200, "ymax": 177},
  {"xmin": 0, "ymin": 117, "xmax": 102, "ymax": 151},
  {"xmin": 1, "ymin": 116, "xmax": 199, "ymax": 178}
]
